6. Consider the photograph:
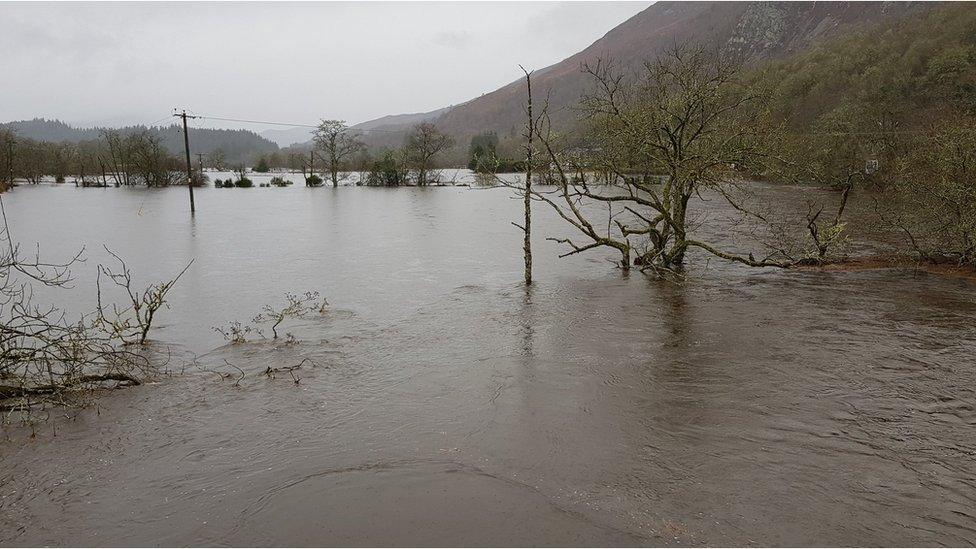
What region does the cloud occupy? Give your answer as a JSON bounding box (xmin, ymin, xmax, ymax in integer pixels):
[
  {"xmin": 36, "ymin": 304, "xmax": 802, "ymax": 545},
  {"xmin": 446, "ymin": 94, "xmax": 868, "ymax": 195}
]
[
  {"xmin": 0, "ymin": 2, "xmax": 651, "ymax": 128},
  {"xmin": 432, "ymin": 30, "xmax": 472, "ymax": 49}
]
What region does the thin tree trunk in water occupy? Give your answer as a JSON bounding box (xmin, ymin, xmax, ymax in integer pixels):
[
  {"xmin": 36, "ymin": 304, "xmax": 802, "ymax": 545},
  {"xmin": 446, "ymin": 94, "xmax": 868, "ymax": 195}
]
[{"xmin": 521, "ymin": 66, "xmax": 533, "ymax": 285}]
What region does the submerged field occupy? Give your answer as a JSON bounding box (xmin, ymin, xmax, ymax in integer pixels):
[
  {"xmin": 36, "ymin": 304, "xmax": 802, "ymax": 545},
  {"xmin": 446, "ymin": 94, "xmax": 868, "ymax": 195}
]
[{"xmin": 1, "ymin": 179, "xmax": 975, "ymax": 546}]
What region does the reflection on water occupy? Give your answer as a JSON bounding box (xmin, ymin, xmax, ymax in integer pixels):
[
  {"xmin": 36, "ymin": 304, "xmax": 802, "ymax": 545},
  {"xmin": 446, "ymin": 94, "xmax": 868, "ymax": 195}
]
[{"xmin": 1, "ymin": 181, "xmax": 975, "ymax": 546}]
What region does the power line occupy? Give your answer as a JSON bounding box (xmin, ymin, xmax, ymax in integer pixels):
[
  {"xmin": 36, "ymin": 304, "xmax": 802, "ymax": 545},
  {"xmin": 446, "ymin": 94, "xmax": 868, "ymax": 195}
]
[{"xmin": 192, "ymin": 114, "xmax": 407, "ymax": 133}]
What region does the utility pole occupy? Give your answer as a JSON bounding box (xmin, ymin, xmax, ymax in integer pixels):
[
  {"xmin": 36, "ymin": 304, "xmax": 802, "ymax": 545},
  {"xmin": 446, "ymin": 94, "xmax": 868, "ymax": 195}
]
[
  {"xmin": 175, "ymin": 110, "xmax": 196, "ymax": 214},
  {"xmin": 6, "ymin": 136, "xmax": 13, "ymax": 187}
]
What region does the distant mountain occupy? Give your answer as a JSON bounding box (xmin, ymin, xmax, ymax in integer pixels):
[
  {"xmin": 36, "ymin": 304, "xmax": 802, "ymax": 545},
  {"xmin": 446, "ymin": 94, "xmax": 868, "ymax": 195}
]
[
  {"xmin": 349, "ymin": 106, "xmax": 455, "ymax": 151},
  {"xmin": 353, "ymin": 106, "xmax": 453, "ymax": 132},
  {"xmin": 260, "ymin": 127, "xmax": 314, "ymax": 147},
  {"xmin": 356, "ymin": 1, "xmax": 936, "ymax": 149},
  {"xmin": 1, "ymin": 118, "xmax": 279, "ymax": 163}
]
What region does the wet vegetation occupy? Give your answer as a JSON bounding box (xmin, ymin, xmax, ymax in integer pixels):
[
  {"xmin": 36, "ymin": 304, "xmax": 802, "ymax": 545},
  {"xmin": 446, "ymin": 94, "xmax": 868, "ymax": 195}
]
[
  {"xmin": 0, "ymin": 203, "xmax": 189, "ymax": 421},
  {"xmin": 213, "ymin": 291, "xmax": 328, "ymax": 343},
  {"xmin": 492, "ymin": 3, "xmax": 976, "ymax": 275}
]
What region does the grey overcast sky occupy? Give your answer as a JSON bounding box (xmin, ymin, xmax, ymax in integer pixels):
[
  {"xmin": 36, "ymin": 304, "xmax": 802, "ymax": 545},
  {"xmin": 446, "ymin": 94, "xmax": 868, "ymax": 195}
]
[{"xmin": 0, "ymin": 1, "xmax": 651, "ymax": 130}]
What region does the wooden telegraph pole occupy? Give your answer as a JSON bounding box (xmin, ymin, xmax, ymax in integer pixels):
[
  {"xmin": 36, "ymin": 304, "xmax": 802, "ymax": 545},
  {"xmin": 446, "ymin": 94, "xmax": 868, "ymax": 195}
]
[
  {"xmin": 6, "ymin": 136, "xmax": 13, "ymax": 187},
  {"xmin": 175, "ymin": 110, "xmax": 196, "ymax": 214}
]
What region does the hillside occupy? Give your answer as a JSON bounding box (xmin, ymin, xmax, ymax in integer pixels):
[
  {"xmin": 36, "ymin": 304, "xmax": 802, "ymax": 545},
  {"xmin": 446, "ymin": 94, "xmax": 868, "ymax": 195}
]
[
  {"xmin": 1, "ymin": 118, "xmax": 279, "ymax": 163},
  {"xmin": 358, "ymin": 1, "xmax": 936, "ymax": 151}
]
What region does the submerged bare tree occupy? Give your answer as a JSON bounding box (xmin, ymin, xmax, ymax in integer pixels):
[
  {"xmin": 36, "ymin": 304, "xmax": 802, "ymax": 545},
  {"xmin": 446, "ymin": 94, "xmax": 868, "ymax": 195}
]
[
  {"xmin": 0, "ymin": 197, "xmax": 187, "ymax": 415},
  {"xmin": 313, "ymin": 120, "xmax": 364, "ymax": 186},
  {"xmin": 525, "ymin": 45, "xmax": 803, "ymax": 275},
  {"xmin": 100, "ymin": 129, "xmax": 132, "ymax": 186},
  {"xmin": 403, "ymin": 123, "xmax": 454, "ymax": 186},
  {"xmin": 214, "ymin": 291, "xmax": 328, "ymax": 342},
  {"xmin": 510, "ymin": 66, "xmax": 536, "ymax": 285},
  {"xmin": 253, "ymin": 291, "xmax": 324, "ymax": 339}
]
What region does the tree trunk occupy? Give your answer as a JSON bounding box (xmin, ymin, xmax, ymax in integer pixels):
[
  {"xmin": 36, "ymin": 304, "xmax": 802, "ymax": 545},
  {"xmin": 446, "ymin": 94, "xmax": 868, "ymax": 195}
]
[{"xmin": 522, "ymin": 68, "xmax": 534, "ymax": 285}]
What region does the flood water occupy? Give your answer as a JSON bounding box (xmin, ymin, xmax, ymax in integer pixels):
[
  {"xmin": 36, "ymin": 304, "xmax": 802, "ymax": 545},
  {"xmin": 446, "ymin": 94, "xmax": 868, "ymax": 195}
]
[{"xmin": 1, "ymin": 175, "xmax": 975, "ymax": 546}]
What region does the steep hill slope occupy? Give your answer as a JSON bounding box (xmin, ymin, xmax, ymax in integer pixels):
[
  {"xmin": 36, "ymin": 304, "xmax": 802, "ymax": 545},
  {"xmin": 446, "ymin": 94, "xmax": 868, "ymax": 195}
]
[{"xmin": 359, "ymin": 1, "xmax": 935, "ymax": 150}]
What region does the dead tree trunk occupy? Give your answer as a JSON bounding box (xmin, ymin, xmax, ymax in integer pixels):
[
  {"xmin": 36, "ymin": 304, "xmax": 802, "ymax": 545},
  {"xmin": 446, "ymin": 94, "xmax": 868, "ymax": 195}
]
[{"xmin": 520, "ymin": 66, "xmax": 533, "ymax": 285}]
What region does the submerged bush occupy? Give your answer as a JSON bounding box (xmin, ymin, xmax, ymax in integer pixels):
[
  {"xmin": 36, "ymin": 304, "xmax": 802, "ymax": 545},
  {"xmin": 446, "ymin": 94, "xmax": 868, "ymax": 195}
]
[
  {"xmin": 234, "ymin": 177, "xmax": 253, "ymax": 188},
  {"xmin": 305, "ymin": 174, "xmax": 323, "ymax": 187},
  {"xmin": 270, "ymin": 176, "xmax": 294, "ymax": 187}
]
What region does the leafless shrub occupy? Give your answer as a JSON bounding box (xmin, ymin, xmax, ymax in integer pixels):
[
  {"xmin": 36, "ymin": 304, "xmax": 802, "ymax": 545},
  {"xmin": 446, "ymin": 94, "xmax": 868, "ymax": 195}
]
[
  {"xmin": 253, "ymin": 291, "xmax": 326, "ymax": 339},
  {"xmin": 95, "ymin": 246, "xmax": 193, "ymax": 345},
  {"xmin": 213, "ymin": 320, "xmax": 253, "ymax": 344},
  {"xmin": 213, "ymin": 291, "xmax": 328, "ymax": 343},
  {"xmin": 0, "ymin": 196, "xmax": 186, "ymax": 420}
]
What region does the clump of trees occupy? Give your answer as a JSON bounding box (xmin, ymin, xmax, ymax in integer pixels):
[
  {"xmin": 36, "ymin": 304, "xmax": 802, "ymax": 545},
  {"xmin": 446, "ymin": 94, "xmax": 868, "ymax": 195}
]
[
  {"xmin": 358, "ymin": 123, "xmax": 454, "ymax": 186},
  {"xmin": 364, "ymin": 150, "xmax": 409, "ymax": 186},
  {"xmin": 755, "ymin": 2, "xmax": 976, "ymax": 268},
  {"xmin": 232, "ymin": 164, "xmax": 253, "ymax": 187},
  {"xmin": 506, "ymin": 6, "xmax": 976, "ymax": 277},
  {"xmin": 468, "ymin": 132, "xmax": 524, "ymax": 174},
  {"xmin": 881, "ymin": 121, "xmax": 976, "ymax": 265},
  {"xmin": 0, "ymin": 129, "xmax": 195, "ymax": 189},
  {"xmin": 253, "ymin": 157, "xmax": 271, "ymax": 173}
]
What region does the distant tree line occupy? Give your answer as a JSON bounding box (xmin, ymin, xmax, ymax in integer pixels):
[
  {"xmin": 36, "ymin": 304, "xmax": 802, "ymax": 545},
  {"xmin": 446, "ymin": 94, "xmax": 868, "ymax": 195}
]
[
  {"xmin": 247, "ymin": 120, "xmax": 457, "ymax": 187},
  {"xmin": 0, "ymin": 119, "xmax": 277, "ymax": 165},
  {"xmin": 0, "ymin": 128, "xmax": 199, "ymax": 188}
]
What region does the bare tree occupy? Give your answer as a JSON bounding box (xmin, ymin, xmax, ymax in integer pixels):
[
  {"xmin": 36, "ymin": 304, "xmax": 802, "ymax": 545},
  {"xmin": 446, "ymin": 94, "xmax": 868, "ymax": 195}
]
[
  {"xmin": 524, "ymin": 45, "xmax": 796, "ymax": 275},
  {"xmin": 101, "ymin": 129, "xmax": 132, "ymax": 186},
  {"xmin": 404, "ymin": 123, "xmax": 454, "ymax": 186},
  {"xmin": 510, "ymin": 66, "xmax": 535, "ymax": 285},
  {"xmin": 207, "ymin": 148, "xmax": 227, "ymax": 171},
  {"xmin": 313, "ymin": 120, "xmax": 364, "ymax": 186}
]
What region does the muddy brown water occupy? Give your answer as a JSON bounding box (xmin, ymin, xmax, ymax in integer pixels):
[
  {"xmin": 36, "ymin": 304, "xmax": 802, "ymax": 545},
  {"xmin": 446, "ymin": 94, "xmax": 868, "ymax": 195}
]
[{"xmin": 1, "ymin": 178, "xmax": 975, "ymax": 546}]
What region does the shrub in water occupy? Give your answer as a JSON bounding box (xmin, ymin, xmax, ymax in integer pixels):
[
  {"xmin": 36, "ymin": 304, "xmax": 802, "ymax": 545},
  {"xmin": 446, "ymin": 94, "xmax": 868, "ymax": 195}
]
[{"xmin": 234, "ymin": 177, "xmax": 253, "ymax": 188}]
